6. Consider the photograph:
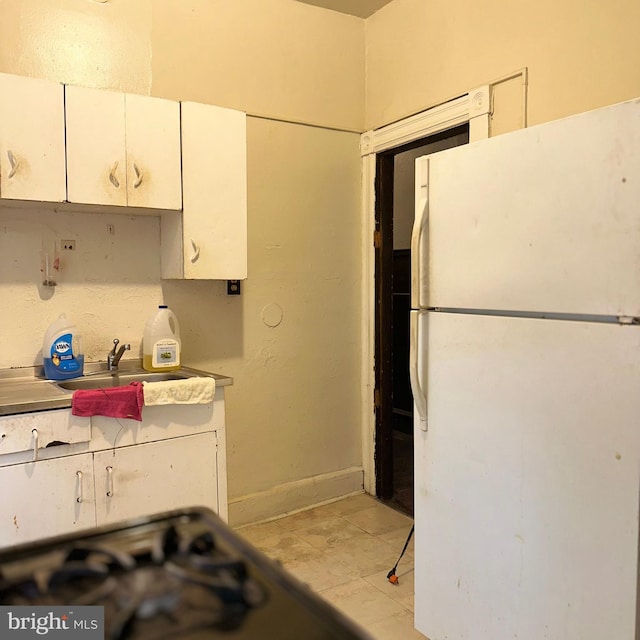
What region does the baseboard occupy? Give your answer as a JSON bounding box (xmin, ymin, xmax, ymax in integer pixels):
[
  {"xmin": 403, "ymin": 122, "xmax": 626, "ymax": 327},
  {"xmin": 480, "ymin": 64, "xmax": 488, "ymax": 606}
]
[{"xmin": 228, "ymin": 466, "xmax": 364, "ymax": 527}]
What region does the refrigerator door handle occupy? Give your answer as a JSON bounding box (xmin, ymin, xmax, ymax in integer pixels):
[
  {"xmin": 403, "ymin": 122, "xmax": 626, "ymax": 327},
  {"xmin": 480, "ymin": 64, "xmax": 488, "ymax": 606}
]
[
  {"xmin": 411, "ymin": 157, "xmax": 429, "ymax": 310},
  {"xmin": 409, "ymin": 310, "xmax": 428, "ymax": 429}
]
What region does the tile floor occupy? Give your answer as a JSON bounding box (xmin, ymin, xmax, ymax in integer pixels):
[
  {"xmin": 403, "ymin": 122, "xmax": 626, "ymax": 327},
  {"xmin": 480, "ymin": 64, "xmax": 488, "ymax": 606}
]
[{"xmin": 236, "ymin": 492, "xmax": 425, "ymax": 640}]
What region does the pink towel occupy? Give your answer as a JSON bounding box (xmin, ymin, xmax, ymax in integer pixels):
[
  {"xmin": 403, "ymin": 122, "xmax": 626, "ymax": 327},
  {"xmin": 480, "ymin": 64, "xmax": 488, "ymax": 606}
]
[{"xmin": 71, "ymin": 382, "xmax": 144, "ymax": 421}]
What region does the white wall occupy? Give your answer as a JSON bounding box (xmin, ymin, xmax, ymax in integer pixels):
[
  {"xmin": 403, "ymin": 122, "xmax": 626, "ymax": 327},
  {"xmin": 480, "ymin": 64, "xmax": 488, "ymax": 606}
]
[{"xmin": 0, "ymin": 0, "xmax": 365, "ymax": 525}]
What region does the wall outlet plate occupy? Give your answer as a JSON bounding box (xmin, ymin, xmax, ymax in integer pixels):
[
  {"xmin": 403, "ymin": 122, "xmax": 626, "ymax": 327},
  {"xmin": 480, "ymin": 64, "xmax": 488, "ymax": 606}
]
[
  {"xmin": 62, "ymin": 240, "xmax": 76, "ymax": 251},
  {"xmin": 227, "ymin": 280, "xmax": 241, "ymax": 295}
]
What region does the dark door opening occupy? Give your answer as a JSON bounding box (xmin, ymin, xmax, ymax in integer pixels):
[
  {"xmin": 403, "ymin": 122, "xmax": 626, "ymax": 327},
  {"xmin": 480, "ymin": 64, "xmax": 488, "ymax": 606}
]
[{"xmin": 374, "ymin": 124, "xmax": 470, "ymax": 516}]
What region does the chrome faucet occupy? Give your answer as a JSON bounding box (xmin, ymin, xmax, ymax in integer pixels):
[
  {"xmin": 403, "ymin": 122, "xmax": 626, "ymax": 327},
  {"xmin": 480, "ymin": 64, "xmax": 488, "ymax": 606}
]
[{"xmin": 108, "ymin": 338, "xmax": 131, "ymax": 371}]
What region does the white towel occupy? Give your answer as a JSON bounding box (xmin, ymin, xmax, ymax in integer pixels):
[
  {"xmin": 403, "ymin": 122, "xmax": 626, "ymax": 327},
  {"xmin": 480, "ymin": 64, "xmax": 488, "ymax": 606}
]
[{"xmin": 142, "ymin": 377, "xmax": 216, "ymax": 406}]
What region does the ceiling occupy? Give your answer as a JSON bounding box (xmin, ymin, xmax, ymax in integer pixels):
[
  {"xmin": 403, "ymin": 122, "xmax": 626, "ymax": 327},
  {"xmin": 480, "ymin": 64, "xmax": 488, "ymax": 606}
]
[{"xmin": 294, "ymin": 0, "xmax": 395, "ymax": 18}]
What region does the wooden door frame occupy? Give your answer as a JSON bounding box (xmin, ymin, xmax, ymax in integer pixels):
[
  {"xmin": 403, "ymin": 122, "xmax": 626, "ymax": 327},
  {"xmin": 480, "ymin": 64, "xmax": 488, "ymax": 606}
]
[{"xmin": 359, "ymin": 86, "xmax": 493, "ymax": 496}]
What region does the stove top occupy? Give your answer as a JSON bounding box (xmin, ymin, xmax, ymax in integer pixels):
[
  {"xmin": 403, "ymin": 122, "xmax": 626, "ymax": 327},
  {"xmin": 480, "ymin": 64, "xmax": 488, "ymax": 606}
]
[{"xmin": 0, "ymin": 508, "xmax": 371, "ymax": 639}]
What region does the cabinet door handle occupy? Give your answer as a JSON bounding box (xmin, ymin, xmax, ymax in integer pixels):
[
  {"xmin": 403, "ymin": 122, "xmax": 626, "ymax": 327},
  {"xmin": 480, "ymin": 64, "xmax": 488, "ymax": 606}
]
[
  {"xmin": 132, "ymin": 162, "xmax": 144, "ymax": 189},
  {"xmin": 189, "ymin": 238, "xmax": 200, "ymax": 263},
  {"xmin": 7, "ymin": 150, "xmax": 19, "ymax": 179},
  {"xmin": 106, "ymin": 465, "xmax": 114, "ymax": 497},
  {"xmin": 76, "ymin": 470, "xmax": 83, "ymax": 503},
  {"xmin": 32, "ymin": 428, "xmax": 39, "ymax": 461},
  {"xmin": 109, "ymin": 162, "xmax": 120, "ymax": 189}
]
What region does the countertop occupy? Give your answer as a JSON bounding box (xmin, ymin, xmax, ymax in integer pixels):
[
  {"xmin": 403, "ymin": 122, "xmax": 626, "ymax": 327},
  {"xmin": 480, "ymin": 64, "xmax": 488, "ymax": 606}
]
[{"xmin": 0, "ymin": 360, "xmax": 233, "ymax": 417}]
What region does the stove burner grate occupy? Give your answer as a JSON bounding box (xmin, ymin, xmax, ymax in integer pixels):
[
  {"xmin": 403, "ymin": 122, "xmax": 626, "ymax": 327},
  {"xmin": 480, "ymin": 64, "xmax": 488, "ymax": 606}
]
[{"xmin": 0, "ymin": 524, "xmax": 267, "ymax": 639}]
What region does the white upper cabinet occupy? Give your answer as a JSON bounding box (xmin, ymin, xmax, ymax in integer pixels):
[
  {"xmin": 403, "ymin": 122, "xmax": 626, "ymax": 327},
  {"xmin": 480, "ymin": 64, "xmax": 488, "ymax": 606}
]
[
  {"xmin": 125, "ymin": 93, "xmax": 182, "ymax": 210},
  {"xmin": 0, "ymin": 73, "xmax": 66, "ymax": 203},
  {"xmin": 0, "ymin": 74, "xmax": 247, "ymax": 280},
  {"xmin": 65, "ymin": 85, "xmax": 127, "ymax": 207},
  {"xmin": 162, "ymin": 101, "xmax": 247, "ymax": 280},
  {"xmin": 65, "ymin": 85, "xmax": 181, "ymax": 210}
]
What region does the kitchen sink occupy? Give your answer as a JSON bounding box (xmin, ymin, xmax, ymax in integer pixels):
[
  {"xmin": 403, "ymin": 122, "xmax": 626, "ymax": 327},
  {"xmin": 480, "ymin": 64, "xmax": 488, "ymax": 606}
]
[
  {"xmin": 0, "ymin": 364, "xmax": 229, "ymax": 416},
  {"xmin": 55, "ymin": 370, "xmax": 192, "ymax": 391}
]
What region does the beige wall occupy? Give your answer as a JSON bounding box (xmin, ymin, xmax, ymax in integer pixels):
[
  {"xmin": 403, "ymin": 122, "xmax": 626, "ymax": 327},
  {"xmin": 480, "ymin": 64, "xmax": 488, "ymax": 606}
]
[
  {"xmin": 151, "ymin": 0, "xmax": 365, "ymax": 131},
  {"xmin": 0, "ymin": 0, "xmax": 152, "ymax": 93},
  {"xmin": 0, "ymin": 0, "xmax": 365, "ymax": 130},
  {"xmin": 0, "ymin": 0, "xmax": 365, "ymax": 524},
  {"xmin": 366, "ymin": 0, "xmax": 640, "ymax": 130},
  {"xmin": 162, "ymin": 117, "xmax": 363, "ymax": 499}
]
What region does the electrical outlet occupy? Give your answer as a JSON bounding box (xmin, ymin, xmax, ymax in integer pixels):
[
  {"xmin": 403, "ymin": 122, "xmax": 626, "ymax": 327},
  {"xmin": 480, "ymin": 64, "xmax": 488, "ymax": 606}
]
[
  {"xmin": 61, "ymin": 240, "xmax": 76, "ymax": 251},
  {"xmin": 227, "ymin": 280, "xmax": 241, "ymax": 295}
]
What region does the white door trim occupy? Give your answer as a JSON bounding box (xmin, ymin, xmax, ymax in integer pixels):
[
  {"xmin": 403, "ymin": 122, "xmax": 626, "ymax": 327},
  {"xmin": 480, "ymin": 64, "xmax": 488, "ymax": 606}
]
[{"xmin": 360, "ymin": 86, "xmax": 491, "ymax": 495}]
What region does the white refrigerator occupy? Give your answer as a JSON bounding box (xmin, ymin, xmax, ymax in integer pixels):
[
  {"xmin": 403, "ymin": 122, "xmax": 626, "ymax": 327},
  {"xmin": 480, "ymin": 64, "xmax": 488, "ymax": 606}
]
[{"xmin": 410, "ymin": 98, "xmax": 640, "ymax": 640}]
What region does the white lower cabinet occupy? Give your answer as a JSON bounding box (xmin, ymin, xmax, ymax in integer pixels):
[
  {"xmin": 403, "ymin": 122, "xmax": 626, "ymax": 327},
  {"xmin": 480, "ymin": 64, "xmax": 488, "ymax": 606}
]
[
  {"xmin": 0, "ymin": 398, "xmax": 227, "ymax": 548},
  {"xmin": 94, "ymin": 433, "xmax": 218, "ymax": 526},
  {"xmin": 0, "ymin": 453, "xmax": 95, "ymax": 547}
]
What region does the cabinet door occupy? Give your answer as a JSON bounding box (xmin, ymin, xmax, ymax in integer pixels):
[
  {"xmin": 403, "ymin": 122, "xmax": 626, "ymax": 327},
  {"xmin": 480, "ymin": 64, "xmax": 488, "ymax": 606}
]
[
  {"xmin": 94, "ymin": 432, "xmax": 218, "ymax": 526},
  {"xmin": 165, "ymin": 101, "xmax": 246, "ymax": 280},
  {"xmin": 65, "ymin": 85, "xmax": 127, "ymax": 206},
  {"xmin": 125, "ymin": 93, "xmax": 182, "ymax": 210},
  {"xmin": 0, "ymin": 453, "xmax": 95, "ymax": 547},
  {"xmin": 0, "ymin": 73, "xmax": 66, "ymax": 202}
]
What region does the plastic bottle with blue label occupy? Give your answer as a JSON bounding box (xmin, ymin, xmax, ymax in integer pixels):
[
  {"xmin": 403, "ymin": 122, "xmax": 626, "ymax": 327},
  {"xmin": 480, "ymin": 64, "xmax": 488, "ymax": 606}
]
[{"xmin": 43, "ymin": 314, "xmax": 84, "ymax": 380}]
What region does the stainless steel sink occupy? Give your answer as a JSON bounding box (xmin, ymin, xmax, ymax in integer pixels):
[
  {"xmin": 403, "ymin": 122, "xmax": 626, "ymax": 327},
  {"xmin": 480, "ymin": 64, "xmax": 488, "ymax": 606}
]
[
  {"xmin": 56, "ymin": 370, "xmax": 192, "ymax": 391},
  {"xmin": 0, "ymin": 363, "xmax": 230, "ymax": 416}
]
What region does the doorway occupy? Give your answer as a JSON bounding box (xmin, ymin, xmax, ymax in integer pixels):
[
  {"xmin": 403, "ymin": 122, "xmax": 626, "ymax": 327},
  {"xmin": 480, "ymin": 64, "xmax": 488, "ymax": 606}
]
[{"xmin": 374, "ymin": 124, "xmax": 470, "ymax": 515}]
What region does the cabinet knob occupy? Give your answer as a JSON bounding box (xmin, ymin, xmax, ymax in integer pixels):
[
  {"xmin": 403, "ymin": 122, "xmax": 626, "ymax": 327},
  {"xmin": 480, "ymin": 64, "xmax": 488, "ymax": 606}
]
[
  {"xmin": 31, "ymin": 428, "xmax": 39, "ymax": 462},
  {"xmin": 76, "ymin": 470, "xmax": 83, "ymax": 503},
  {"xmin": 133, "ymin": 162, "xmax": 144, "ymax": 189},
  {"xmin": 109, "ymin": 161, "xmax": 120, "ymax": 189},
  {"xmin": 106, "ymin": 465, "xmax": 114, "ymax": 497},
  {"xmin": 7, "ymin": 150, "xmax": 19, "ymax": 179}
]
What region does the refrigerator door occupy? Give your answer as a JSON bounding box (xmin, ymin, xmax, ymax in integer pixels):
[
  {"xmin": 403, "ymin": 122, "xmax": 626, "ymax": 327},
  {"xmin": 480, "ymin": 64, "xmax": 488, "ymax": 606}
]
[
  {"xmin": 416, "ymin": 98, "xmax": 640, "ymax": 316},
  {"xmin": 414, "ymin": 312, "xmax": 640, "ymax": 640}
]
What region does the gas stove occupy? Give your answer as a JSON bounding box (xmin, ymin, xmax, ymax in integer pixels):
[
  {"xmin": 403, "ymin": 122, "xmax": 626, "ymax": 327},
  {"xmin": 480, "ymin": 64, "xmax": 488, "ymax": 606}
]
[{"xmin": 0, "ymin": 507, "xmax": 371, "ymax": 639}]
